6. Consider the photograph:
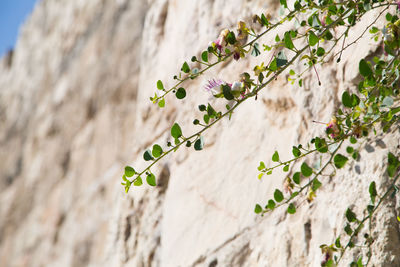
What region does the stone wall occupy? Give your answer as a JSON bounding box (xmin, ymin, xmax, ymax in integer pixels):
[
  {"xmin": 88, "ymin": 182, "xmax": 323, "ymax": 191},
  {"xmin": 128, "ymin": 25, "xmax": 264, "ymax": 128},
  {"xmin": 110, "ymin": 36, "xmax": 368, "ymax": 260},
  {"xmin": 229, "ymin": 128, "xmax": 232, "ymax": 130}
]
[{"xmin": 0, "ymin": 0, "xmax": 399, "ymax": 266}]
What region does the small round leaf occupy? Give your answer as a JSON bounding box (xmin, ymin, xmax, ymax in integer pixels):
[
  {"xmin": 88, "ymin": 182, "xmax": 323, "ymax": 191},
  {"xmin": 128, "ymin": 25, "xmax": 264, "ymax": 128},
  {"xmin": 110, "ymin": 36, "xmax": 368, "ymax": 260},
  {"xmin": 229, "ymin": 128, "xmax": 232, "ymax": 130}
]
[
  {"xmin": 146, "ymin": 173, "xmax": 156, "ymax": 186},
  {"xmin": 124, "ymin": 166, "xmax": 135, "ymax": 177},
  {"xmin": 254, "ymin": 204, "xmax": 262, "ymax": 214},
  {"xmin": 176, "ymin": 87, "xmax": 186, "ymax": 99},
  {"xmin": 301, "ymin": 162, "xmax": 313, "ymax": 177},
  {"xmin": 143, "ymin": 149, "xmax": 154, "ymax": 161},
  {"xmin": 194, "ymin": 136, "xmax": 204, "ymax": 151},
  {"xmin": 334, "ymin": 154, "xmax": 348, "ymax": 168},
  {"xmin": 133, "ymin": 176, "xmax": 143, "ymax": 186},
  {"xmin": 152, "ymin": 144, "xmax": 163, "ymax": 158},
  {"xmin": 359, "ymin": 59, "xmax": 372, "ymax": 77},
  {"xmin": 287, "ymin": 203, "xmax": 296, "ymax": 214},
  {"xmin": 171, "ymin": 123, "xmax": 182, "ymax": 138},
  {"xmin": 272, "ymin": 151, "xmax": 280, "ymax": 162},
  {"xmin": 274, "ymin": 189, "xmax": 284, "ymax": 202},
  {"xmin": 156, "ymin": 80, "xmax": 164, "ymax": 90}
]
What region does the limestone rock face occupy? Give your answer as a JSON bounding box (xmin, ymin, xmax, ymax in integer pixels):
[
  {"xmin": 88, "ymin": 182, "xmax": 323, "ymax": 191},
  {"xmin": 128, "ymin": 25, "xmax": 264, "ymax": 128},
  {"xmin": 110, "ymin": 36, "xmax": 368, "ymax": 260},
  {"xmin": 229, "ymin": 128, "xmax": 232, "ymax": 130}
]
[{"xmin": 0, "ymin": 0, "xmax": 399, "ymax": 266}]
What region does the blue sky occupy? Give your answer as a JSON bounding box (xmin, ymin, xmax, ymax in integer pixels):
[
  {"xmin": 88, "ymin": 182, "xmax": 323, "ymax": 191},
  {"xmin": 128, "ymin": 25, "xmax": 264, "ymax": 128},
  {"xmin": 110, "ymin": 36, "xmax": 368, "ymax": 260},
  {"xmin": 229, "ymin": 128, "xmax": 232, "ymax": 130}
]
[{"xmin": 0, "ymin": 0, "xmax": 39, "ymax": 57}]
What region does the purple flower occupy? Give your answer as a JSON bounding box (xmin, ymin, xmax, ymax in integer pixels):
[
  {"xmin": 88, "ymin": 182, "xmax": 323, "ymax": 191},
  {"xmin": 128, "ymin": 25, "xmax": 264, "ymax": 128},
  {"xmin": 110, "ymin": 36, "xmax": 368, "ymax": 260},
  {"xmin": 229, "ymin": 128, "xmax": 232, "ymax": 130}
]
[
  {"xmin": 213, "ymin": 29, "xmax": 230, "ymax": 52},
  {"xmin": 204, "ymin": 79, "xmax": 225, "ymax": 94}
]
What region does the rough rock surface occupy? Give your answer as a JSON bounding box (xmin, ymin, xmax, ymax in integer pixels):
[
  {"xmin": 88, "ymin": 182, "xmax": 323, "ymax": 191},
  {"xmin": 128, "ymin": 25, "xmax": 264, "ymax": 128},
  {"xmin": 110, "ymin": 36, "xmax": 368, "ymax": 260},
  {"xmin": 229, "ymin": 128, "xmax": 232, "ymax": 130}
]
[{"xmin": 0, "ymin": 0, "xmax": 399, "ymax": 266}]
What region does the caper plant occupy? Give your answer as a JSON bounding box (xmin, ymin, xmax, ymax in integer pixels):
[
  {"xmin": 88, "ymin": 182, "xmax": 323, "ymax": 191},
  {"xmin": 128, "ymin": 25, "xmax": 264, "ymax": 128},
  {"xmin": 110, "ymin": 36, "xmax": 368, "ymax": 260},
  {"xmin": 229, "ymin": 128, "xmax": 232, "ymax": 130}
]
[{"xmin": 121, "ymin": 0, "xmax": 400, "ymax": 265}]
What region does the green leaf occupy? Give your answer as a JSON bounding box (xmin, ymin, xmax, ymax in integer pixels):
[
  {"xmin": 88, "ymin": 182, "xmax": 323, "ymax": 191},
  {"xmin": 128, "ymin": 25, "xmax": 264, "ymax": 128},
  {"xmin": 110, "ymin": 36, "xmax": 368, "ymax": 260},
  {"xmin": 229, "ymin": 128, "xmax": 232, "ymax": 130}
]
[
  {"xmin": 274, "ymin": 189, "xmax": 284, "ymax": 202},
  {"xmin": 181, "ymin": 62, "xmax": 190, "ymax": 73},
  {"xmin": 143, "ymin": 149, "xmax": 154, "ymax": 161},
  {"xmin": 387, "ymin": 152, "xmax": 400, "ymax": 177},
  {"xmin": 226, "ymin": 31, "xmax": 236, "ymax": 45},
  {"xmin": 152, "ymin": 144, "xmax": 163, "ymax": 158},
  {"xmin": 280, "ymin": 0, "xmax": 287, "ymax": 8},
  {"xmin": 344, "ymin": 224, "xmax": 353, "ymax": 235},
  {"xmin": 124, "ymin": 180, "xmax": 131, "ymax": 193},
  {"xmin": 125, "ymin": 166, "xmax": 136, "ymax": 177},
  {"xmin": 359, "ymin": 59, "xmax": 372, "ymax": 77},
  {"xmin": 312, "ymin": 178, "xmax": 322, "ymax": 191},
  {"xmin": 386, "ymin": 12, "xmax": 392, "ymax": 21},
  {"xmin": 325, "ymin": 260, "xmax": 334, "ymax": 267},
  {"xmin": 254, "ymin": 204, "xmax": 262, "ymax": 214},
  {"xmin": 334, "ymin": 154, "xmax": 348, "ymax": 168},
  {"xmin": 350, "ymin": 136, "xmax": 357, "ymax": 144},
  {"xmin": 176, "ymin": 87, "xmax": 186, "ymax": 99},
  {"xmin": 287, "ymin": 203, "xmax": 296, "ymax": 214},
  {"xmin": 301, "ymin": 162, "xmax": 313, "ymax": 177},
  {"xmin": 171, "ymin": 123, "xmax": 182, "ymax": 138},
  {"xmin": 294, "ymin": 1, "xmax": 301, "ymax": 10},
  {"xmin": 315, "ymin": 138, "xmax": 328, "ymax": 153},
  {"xmin": 292, "ymin": 146, "xmax": 301, "ymax": 157},
  {"xmin": 222, "ymin": 84, "xmax": 234, "ymax": 100},
  {"xmin": 370, "ymin": 26, "xmax": 379, "ymax": 34},
  {"xmin": 367, "ymin": 204, "xmax": 374, "ymax": 215},
  {"xmin": 158, "ymin": 98, "xmax": 165, "ymax": 108},
  {"xmin": 357, "ymin": 257, "xmax": 363, "ymax": 267},
  {"xmin": 293, "ymin": 172, "xmax": 301, "ymax": 184},
  {"xmin": 207, "ymin": 104, "xmax": 217, "ymax": 117},
  {"xmin": 284, "ymin": 32, "xmax": 294, "ymax": 50},
  {"xmin": 257, "ymin": 161, "xmax": 266, "ymax": 171},
  {"xmin": 272, "ymin": 151, "xmax": 280, "ymax": 162},
  {"xmin": 283, "ymin": 165, "xmax": 289, "ymax": 172},
  {"xmin": 345, "ymin": 208, "xmax": 357, "ymax": 222},
  {"xmin": 346, "ymin": 146, "xmax": 354, "ymax": 154},
  {"xmin": 369, "ymin": 181, "xmax": 377, "ymax": 203},
  {"xmin": 203, "ymin": 114, "xmax": 210, "ymax": 124},
  {"xmin": 261, "ymin": 14, "xmax": 269, "ymax": 26},
  {"xmin": 308, "ymin": 31, "xmax": 319, "ymax": 46},
  {"xmin": 133, "ymin": 176, "xmax": 143, "ymax": 186},
  {"xmin": 342, "ymin": 91, "xmax": 352, "ymax": 108},
  {"xmin": 316, "ymin": 47, "xmax": 325, "ymax": 57},
  {"xmin": 157, "ymin": 80, "xmax": 164, "ymax": 90},
  {"xmin": 194, "ymin": 136, "xmax": 204, "ymax": 151},
  {"xmin": 269, "ymin": 58, "xmax": 278, "ymax": 71},
  {"xmin": 267, "ymin": 199, "xmax": 276, "ymax": 210},
  {"xmin": 351, "ymin": 94, "xmax": 360, "ymax": 107},
  {"xmin": 251, "ymin": 43, "xmax": 261, "ymax": 57},
  {"xmin": 276, "ymin": 51, "xmax": 288, "ymax": 67},
  {"xmin": 201, "ymin": 51, "xmax": 208, "ymax": 62},
  {"xmin": 335, "ymin": 237, "xmax": 341, "ymax": 248},
  {"xmin": 174, "ymin": 138, "xmax": 180, "ymax": 145},
  {"xmin": 146, "ymin": 173, "xmax": 156, "ymax": 186}
]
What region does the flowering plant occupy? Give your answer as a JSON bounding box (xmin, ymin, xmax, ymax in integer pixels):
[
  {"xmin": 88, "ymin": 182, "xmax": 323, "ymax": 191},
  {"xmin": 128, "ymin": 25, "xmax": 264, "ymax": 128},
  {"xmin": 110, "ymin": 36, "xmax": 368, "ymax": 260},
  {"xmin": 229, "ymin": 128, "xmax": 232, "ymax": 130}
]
[{"xmin": 122, "ymin": 0, "xmax": 400, "ymax": 265}]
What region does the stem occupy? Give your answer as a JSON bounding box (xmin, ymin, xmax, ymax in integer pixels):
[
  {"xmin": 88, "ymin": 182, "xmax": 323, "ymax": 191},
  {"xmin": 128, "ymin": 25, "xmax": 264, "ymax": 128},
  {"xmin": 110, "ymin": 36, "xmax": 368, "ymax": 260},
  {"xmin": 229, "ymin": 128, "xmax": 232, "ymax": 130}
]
[
  {"xmin": 130, "ymin": 2, "xmax": 393, "ymax": 186},
  {"xmin": 337, "ymin": 171, "xmax": 400, "ymax": 264},
  {"xmin": 262, "ymin": 140, "xmax": 340, "ymax": 173}
]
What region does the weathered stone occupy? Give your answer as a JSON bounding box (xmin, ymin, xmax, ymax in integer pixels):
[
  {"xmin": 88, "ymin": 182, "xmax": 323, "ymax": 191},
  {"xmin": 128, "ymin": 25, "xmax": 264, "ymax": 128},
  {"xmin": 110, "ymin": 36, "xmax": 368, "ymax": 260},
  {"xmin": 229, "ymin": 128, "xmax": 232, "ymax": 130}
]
[{"xmin": 0, "ymin": 0, "xmax": 399, "ymax": 267}]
